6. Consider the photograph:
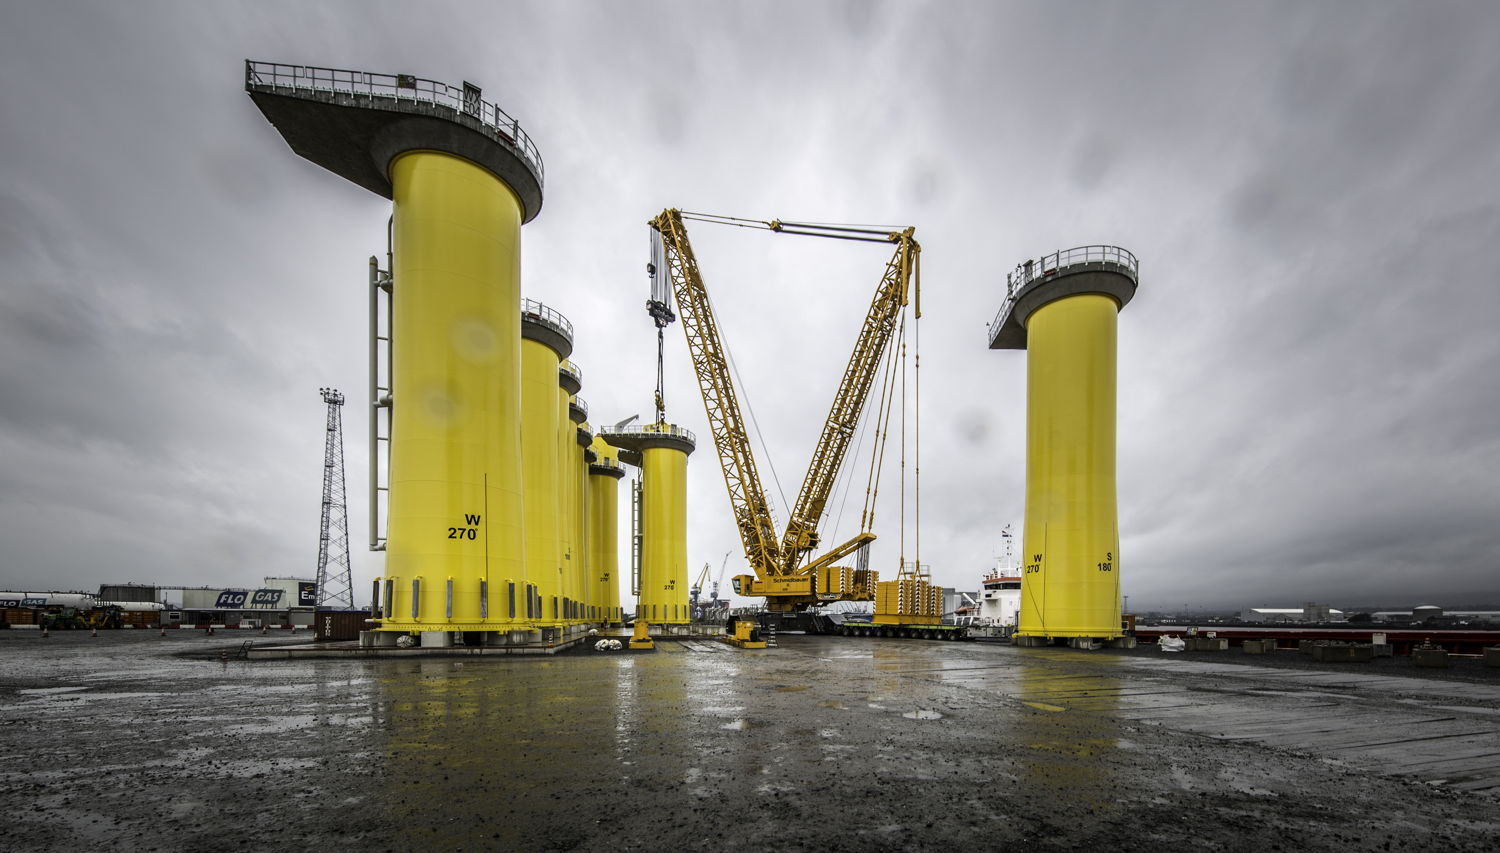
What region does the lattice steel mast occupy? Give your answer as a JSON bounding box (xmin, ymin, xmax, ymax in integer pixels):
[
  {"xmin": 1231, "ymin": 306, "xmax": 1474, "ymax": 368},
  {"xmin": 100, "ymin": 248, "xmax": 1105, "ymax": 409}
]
[{"xmin": 315, "ymin": 388, "xmax": 354, "ymax": 609}]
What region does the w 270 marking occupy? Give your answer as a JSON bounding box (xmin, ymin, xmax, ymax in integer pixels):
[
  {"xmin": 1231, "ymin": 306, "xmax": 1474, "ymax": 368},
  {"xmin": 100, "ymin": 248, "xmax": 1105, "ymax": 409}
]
[{"xmin": 447, "ymin": 513, "xmax": 482, "ymax": 540}]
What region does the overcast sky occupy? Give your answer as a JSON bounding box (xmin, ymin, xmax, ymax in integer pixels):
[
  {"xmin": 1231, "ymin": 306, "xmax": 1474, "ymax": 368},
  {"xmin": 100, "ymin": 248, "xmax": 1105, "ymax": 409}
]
[{"xmin": 2, "ymin": 1, "xmax": 1497, "ymax": 611}]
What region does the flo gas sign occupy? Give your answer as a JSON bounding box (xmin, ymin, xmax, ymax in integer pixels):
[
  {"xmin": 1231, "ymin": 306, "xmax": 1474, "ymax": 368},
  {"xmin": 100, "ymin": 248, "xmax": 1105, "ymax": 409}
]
[
  {"xmin": 214, "ymin": 590, "xmax": 248, "ymax": 608},
  {"xmin": 249, "ymin": 589, "xmax": 284, "ymax": 608}
]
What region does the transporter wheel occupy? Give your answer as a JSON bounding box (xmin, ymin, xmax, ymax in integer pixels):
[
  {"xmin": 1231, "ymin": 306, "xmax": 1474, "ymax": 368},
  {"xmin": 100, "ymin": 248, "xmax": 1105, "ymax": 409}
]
[{"xmin": 942, "ymin": 631, "xmax": 955, "ymax": 641}]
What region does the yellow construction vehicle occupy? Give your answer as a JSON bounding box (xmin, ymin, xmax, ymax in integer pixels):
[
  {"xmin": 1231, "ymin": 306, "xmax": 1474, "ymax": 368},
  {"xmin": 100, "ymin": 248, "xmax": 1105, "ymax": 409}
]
[
  {"xmin": 719, "ymin": 614, "xmax": 768, "ymax": 649},
  {"xmin": 648, "ymin": 209, "xmax": 920, "ymax": 613},
  {"xmin": 628, "ymin": 619, "xmax": 654, "ymax": 650}
]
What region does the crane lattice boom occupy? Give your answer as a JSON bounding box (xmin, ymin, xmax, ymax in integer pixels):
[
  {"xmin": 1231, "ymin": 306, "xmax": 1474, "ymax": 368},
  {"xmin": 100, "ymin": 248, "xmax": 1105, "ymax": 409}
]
[
  {"xmin": 650, "ymin": 209, "xmax": 781, "ymax": 577},
  {"xmin": 777, "ymin": 228, "xmax": 918, "ymax": 574},
  {"xmin": 648, "ymin": 209, "xmax": 920, "ymax": 611}
]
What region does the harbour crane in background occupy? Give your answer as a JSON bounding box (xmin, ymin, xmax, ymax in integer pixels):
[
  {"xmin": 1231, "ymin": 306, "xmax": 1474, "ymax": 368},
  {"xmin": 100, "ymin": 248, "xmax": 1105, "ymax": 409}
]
[
  {"xmin": 710, "ymin": 550, "xmax": 731, "ymax": 604},
  {"xmin": 647, "ymin": 209, "xmax": 921, "ymax": 613},
  {"xmin": 689, "ymin": 563, "xmax": 712, "ymax": 608}
]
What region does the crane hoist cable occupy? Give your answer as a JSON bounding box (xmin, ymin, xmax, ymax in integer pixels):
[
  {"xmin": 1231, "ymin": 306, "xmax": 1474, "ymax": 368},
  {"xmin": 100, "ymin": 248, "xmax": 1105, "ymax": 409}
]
[
  {"xmin": 899, "ymin": 321, "xmax": 908, "ymax": 567},
  {"xmin": 906, "ymin": 307, "xmax": 918, "ymax": 572},
  {"xmin": 824, "ymin": 372, "xmax": 876, "ymax": 550},
  {"xmin": 647, "ymin": 227, "xmax": 676, "ymax": 422},
  {"xmin": 861, "ymin": 315, "xmax": 905, "ymax": 532},
  {"xmin": 710, "ymin": 286, "xmax": 790, "ymax": 523}
]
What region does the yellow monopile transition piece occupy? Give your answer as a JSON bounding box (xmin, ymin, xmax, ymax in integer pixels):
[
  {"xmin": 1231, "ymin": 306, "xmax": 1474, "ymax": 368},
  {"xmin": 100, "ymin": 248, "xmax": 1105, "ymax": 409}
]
[
  {"xmin": 382, "ymin": 152, "xmax": 525, "ymax": 632},
  {"xmin": 573, "ymin": 419, "xmax": 593, "ymax": 622},
  {"xmin": 1018, "ymin": 294, "xmax": 1121, "ymax": 639},
  {"xmin": 589, "ymin": 436, "xmax": 625, "ymax": 624},
  {"xmin": 520, "ymin": 313, "xmax": 568, "ymax": 628},
  {"xmin": 556, "ymin": 364, "xmax": 584, "ymax": 623},
  {"xmin": 639, "ymin": 425, "xmax": 691, "ymax": 624}
]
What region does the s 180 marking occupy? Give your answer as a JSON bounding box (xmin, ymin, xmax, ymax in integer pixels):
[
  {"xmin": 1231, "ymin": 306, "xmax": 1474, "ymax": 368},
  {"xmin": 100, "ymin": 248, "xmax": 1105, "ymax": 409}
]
[{"xmin": 1097, "ymin": 551, "xmax": 1114, "ymax": 572}]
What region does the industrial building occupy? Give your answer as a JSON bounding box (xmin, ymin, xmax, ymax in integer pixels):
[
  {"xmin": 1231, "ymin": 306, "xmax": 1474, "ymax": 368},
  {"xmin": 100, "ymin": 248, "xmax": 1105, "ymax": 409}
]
[
  {"xmin": 177, "ymin": 577, "xmax": 319, "ymax": 628},
  {"xmin": 1369, "ymin": 606, "xmax": 1500, "ymax": 626},
  {"xmin": 0, "ymin": 578, "xmax": 318, "ymax": 630},
  {"xmin": 1238, "ymin": 605, "xmax": 1346, "ymax": 624}
]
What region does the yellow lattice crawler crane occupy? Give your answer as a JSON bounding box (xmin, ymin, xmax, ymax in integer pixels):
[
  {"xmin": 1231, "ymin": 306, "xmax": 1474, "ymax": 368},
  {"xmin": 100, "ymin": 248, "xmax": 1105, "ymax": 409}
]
[{"xmin": 648, "ymin": 209, "xmax": 920, "ymax": 614}]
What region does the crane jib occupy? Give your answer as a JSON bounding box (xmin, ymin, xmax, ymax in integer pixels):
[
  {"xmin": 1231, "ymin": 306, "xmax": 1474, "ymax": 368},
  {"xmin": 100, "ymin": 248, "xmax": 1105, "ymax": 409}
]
[{"xmin": 649, "ymin": 209, "xmax": 919, "ymax": 607}]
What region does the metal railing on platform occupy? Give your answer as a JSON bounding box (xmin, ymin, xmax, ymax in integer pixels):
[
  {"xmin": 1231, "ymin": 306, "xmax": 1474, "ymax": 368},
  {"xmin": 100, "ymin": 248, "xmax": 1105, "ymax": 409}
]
[
  {"xmin": 989, "ymin": 245, "xmax": 1138, "ymax": 334},
  {"xmin": 603, "ymin": 423, "xmax": 698, "ymax": 445},
  {"xmin": 245, "ymin": 60, "xmax": 544, "ymax": 185},
  {"xmin": 522, "ymin": 298, "xmax": 573, "ymax": 342}
]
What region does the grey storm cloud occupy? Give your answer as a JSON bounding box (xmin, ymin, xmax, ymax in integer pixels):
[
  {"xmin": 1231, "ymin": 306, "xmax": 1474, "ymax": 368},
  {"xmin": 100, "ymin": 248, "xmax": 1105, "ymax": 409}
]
[{"xmin": 0, "ymin": 0, "xmax": 1496, "ymax": 613}]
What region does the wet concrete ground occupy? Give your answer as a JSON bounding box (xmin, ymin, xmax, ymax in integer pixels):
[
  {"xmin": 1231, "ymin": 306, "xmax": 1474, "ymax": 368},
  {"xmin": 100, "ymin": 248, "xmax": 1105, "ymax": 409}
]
[{"xmin": 1, "ymin": 630, "xmax": 1497, "ymax": 852}]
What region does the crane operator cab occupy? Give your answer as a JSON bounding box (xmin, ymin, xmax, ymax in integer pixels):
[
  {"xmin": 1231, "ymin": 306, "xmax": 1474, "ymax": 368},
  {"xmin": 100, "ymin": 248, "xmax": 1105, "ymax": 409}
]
[{"xmin": 719, "ymin": 615, "xmax": 768, "ymax": 650}]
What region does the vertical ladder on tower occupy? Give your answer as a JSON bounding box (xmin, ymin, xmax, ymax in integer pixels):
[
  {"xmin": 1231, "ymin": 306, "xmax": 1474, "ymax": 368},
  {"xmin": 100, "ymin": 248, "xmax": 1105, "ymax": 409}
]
[
  {"xmin": 630, "ymin": 477, "xmax": 643, "ymax": 597},
  {"xmin": 368, "ymin": 256, "xmax": 393, "ymax": 552}
]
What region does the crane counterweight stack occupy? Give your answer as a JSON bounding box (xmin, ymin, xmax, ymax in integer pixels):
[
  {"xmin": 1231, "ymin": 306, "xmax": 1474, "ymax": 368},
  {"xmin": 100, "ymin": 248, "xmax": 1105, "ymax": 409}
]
[{"xmin": 646, "ymin": 209, "xmax": 921, "ymax": 613}]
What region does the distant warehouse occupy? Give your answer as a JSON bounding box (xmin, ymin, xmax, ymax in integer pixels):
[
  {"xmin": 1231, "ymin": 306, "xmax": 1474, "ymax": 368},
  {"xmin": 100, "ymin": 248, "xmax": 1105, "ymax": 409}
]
[{"xmin": 1239, "ymin": 604, "xmax": 1344, "ymax": 624}]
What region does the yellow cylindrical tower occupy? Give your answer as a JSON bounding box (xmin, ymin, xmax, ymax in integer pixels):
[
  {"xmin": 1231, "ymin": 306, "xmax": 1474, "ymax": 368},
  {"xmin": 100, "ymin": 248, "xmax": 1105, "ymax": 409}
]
[
  {"xmin": 246, "ymin": 63, "xmax": 545, "ymax": 647},
  {"xmin": 988, "ymin": 246, "xmax": 1137, "ymax": 646},
  {"xmin": 381, "ymin": 151, "xmax": 526, "ymax": 634},
  {"xmin": 520, "ymin": 301, "xmax": 573, "ymax": 632},
  {"xmin": 557, "ymin": 361, "xmax": 584, "ymax": 624},
  {"xmin": 1019, "ymin": 294, "xmax": 1120, "ymax": 638},
  {"xmin": 636, "ymin": 423, "xmax": 695, "ymax": 625},
  {"xmin": 574, "ymin": 416, "xmax": 594, "ymax": 623},
  {"xmin": 589, "ymin": 435, "xmax": 625, "ymax": 625}
]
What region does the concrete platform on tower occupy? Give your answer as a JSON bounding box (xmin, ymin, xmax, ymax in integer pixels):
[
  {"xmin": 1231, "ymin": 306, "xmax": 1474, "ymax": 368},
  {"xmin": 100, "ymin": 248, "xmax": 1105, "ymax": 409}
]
[
  {"xmin": 244, "ymin": 60, "xmax": 543, "ymax": 220},
  {"xmin": 596, "ymin": 422, "xmax": 697, "ymax": 458},
  {"xmin": 987, "ymin": 246, "xmax": 1139, "ymax": 349}
]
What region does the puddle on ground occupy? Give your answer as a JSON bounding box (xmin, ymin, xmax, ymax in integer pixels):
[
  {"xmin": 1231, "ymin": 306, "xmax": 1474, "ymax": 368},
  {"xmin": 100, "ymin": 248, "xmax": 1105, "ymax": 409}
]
[
  {"xmin": 696, "ymin": 705, "xmax": 746, "ymax": 715},
  {"xmin": 721, "ymin": 719, "xmax": 749, "ymax": 731},
  {"xmin": 775, "ymin": 685, "xmax": 811, "ymax": 692},
  {"xmin": 1021, "ymin": 701, "xmax": 1066, "ymax": 712},
  {"xmin": 17, "ymin": 686, "xmax": 89, "ymax": 695},
  {"xmin": 902, "ymin": 709, "xmax": 943, "ymax": 720},
  {"xmin": 221, "ymin": 715, "xmax": 320, "ymax": 735}
]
